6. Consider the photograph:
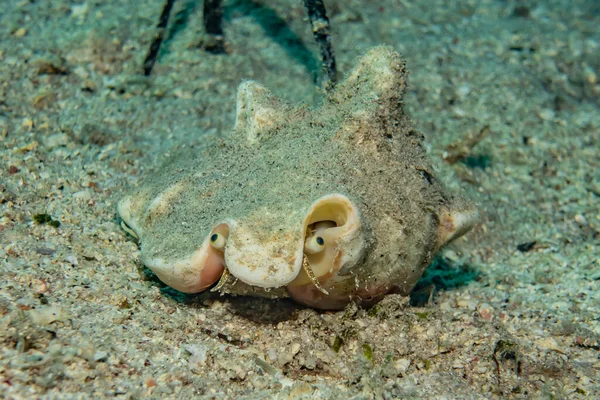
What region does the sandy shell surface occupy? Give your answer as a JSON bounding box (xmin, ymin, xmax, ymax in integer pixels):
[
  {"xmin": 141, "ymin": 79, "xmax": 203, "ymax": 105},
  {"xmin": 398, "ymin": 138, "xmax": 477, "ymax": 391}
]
[{"xmin": 1, "ymin": 0, "xmax": 598, "ymax": 398}]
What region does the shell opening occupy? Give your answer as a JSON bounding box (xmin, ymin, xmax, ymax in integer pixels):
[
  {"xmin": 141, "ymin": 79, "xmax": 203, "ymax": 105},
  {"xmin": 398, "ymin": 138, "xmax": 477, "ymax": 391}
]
[{"xmin": 290, "ymin": 195, "xmax": 359, "ymax": 287}]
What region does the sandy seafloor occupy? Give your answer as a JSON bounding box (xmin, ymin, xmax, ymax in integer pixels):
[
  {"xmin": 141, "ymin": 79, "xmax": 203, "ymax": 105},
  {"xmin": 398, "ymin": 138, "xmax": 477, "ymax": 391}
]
[{"xmin": 0, "ymin": 0, "xmax": 599, "ymax": 398}]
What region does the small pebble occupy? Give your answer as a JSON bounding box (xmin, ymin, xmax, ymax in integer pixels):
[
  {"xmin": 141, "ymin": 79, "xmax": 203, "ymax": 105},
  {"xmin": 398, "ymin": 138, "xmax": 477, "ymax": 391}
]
[
  {"xmin": 28, "ymin": 305, "xmax": 68, "ymax": 325},
  {"xmin": 0, "ymin": 116, "xmax": 8, "ymax": 137},
  {"xmin": 580, "ymin": 376, "xmax": 590, "ymax": 385},
  {"xmin": 267, "ymin": 348, "xmax": 277, "ymax": 362},
  {"xmin": 45, "ymin": 133, "xmax": 69, "ymax": 148},
  {"xmin": 574, "ymin": 214, "xmax": 588, "ymax": 226},
  {"xmin": 65, "ymin": 255, "xmax": 78, "ymax": 266},
  {"xmin": 35, "ymin": 247, "xmax": 55, "ymax": 256},
  {"xmin": 71, "ymin": 3, "xmax": 89, "ymax": 20},
  {"xmin": 583, "ymin": 64, "xmax": 597, "ymax": 84},
  {"xmin": 455, "ymin": 84, "xmax": 471, "ymax": 99},
  {"xmin": 395, "ymin": 358, "xmax": 411, "ymax": 374},
  {"xmin": 94, "ymin": 351, "xmax": 108, "ymax": 362},
  {"xmin": 538, "ymin": 109, "xmax": 555, "ymax": 121},
  {"xmin": 48, "ymin": 343, "xmax": 63, "ymax": 356},
  {"xmin": 535, "ymin": 337, "xmax": 559, "ymax": 351},
  {"xmin": 290, "ymin": 342, "xmax": 301, "ymax": 355},
  {"xmin": 13, "ymin": 28, "xmax": 27, "ymax": 37},
  {"xmin": 477, "ymin": 303, "xmax": 494, "ymax": 321},
  {"xmin": 443, "ymin": 249, "xmax": 459, "ymax": 262},
  {"xmin": 145, "ymin": 378, "xmax": 157, "ymax": 388},
  {"xmin": 33, "ymin": 279, "xmax": 48, "ymax": 294},
  {"xmin": 456, "ymin": 295, "xmax": 477, "ymax": 309},
  {"xmin": 73, "ymin": 190, "xmax": 92, "ymax": 201},
  {"xmin": 453, "ymin": 108, "xmax": 468, "ymax": 118}
]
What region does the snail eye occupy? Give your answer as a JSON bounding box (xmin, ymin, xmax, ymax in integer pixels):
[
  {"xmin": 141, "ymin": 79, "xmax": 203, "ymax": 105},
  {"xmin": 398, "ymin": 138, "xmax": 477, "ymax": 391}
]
[
  {"xmin": 210, "ymin": 232, "xmax": 227, "ymax": 250},
  {"xmin": 304, "ymin": 235, "xmax": 325, "ymax": 254}
]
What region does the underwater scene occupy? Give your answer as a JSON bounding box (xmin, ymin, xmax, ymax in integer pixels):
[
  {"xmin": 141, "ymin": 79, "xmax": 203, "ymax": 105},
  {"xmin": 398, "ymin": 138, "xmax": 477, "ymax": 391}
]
[{"xmin": 0, "ymin": 0, "xmax": 598, "ymax": 398}]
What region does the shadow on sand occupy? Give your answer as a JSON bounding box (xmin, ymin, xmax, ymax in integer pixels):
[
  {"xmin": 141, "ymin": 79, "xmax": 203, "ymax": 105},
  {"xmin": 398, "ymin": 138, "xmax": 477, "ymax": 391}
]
[
  {"xmin": 410, "ymin": 255, "xmax": 482, "ymax": 307},
  {"xmin": 158, "ymin": 0, "xmax": 320, "ymax": 80}
]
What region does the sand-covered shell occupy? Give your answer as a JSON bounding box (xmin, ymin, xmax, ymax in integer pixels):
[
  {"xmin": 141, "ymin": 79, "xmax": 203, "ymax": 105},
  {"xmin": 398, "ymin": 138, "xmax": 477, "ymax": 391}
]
[{"xmin": 118, "ymin": 46, "xmax": 478, "ymax": 310}]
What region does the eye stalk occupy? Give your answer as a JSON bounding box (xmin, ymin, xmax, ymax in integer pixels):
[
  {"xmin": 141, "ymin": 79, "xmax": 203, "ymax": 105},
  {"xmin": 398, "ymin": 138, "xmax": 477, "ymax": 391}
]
[
  {"xmin": 210, "ymin": 232, "xmax": 227, "ymax": 250},
  {"xmin": 304, "ymin": 235, "xmax": 325, "ymax": 254}
]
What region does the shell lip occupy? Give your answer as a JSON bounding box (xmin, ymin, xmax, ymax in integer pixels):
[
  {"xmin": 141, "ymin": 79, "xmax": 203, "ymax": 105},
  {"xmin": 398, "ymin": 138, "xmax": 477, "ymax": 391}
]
[
  {"xmin": 223, "ymin": 219, "xmax": 304, "ymax": 288},
  {"xmin": 142, "ymin": 220, "xmax": 232, "ymax": 293},
  {"xmin": 222, "ymin": 194, "xmax": 364, "ymax": 290},
  {"xmin": 117, "ymin": 196, "xmax": 143, "ymax": 240},
  {"xmin": 435, "ymin": 206, "xmax": 480, "ymax": 249}
]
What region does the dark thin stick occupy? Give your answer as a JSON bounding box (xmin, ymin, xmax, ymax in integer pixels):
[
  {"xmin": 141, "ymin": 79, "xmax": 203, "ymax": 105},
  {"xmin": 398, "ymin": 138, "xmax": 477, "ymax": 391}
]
[
  {"xmin": 143, "ymin": 0, "xmax": 177, "ymax": 76},
  {"xmin": 202, "ymin": 0, "xmax": 225, "ymax": 53},
  {"xmin": 203, "ymin": 0, "xmax": 223, "ymax": 36},
  {"xmin": 304, "ymin": 0, "xmax": 337, "ymax": 85}
]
